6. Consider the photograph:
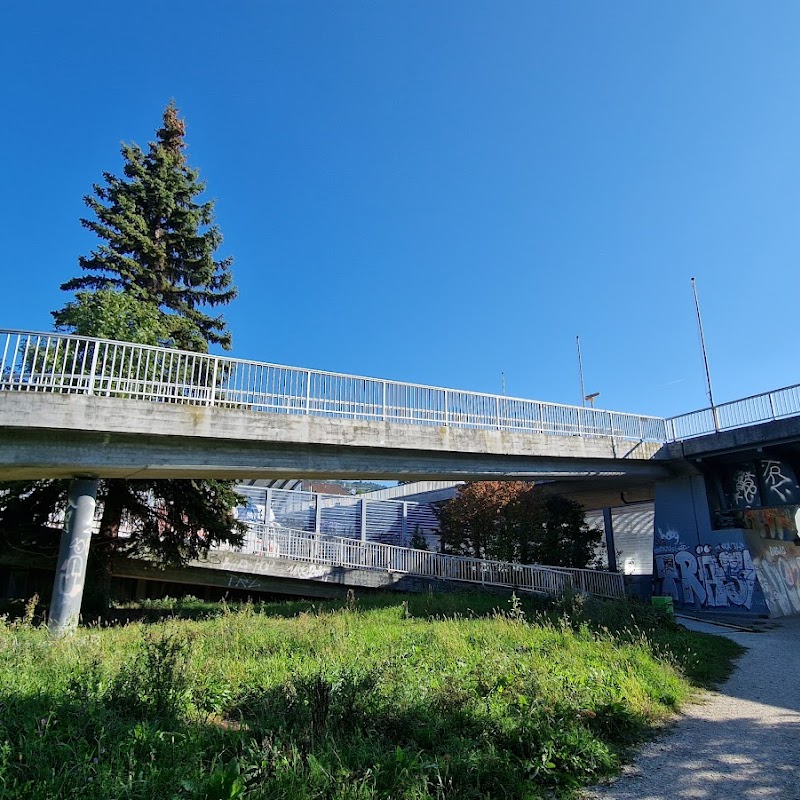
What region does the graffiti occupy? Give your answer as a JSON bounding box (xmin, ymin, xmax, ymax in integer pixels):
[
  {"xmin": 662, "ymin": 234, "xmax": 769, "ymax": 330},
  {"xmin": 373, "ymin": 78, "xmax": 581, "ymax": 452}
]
[
  {"xmin": 281, "ymin": 562, "xmax": 329, "ymax": 579},
  {"xmin": 724, "ymin": 458, "xmax": 800, "ymax": 510},
  {"xmin": 732, "ymin": 469, "xmax": 759, "ymax": 507},
  {"xmin": 654, "ymin": 530, "xmax": 758, "ymax": 609},
  {"xmin": 752, "ymin": 545, "xmax": 800, "ymax": 617},
  {"xmin": 58, "ymin": 501, "xmax": 94, "ymax": 598},
  {"xmin": 743, "ymin": 506, "xmax": 800, "ymax": 542},
  {"xmin": 761, "ymin": 461, "xmax": 793, "ymax": 503},
  {"xmin": 227, "ymin": 575, "xmax": 264, "ymax": 590}
]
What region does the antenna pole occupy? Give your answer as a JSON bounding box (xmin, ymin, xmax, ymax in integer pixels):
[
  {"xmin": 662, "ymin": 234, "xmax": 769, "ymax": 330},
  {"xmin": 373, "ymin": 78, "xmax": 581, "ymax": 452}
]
[
  {"xmin": 577, "ymin": 335, "xmax": 586, "ymax": 407},
  {"xmin": 691, "ymin": 277, "xmax": 718, "ymax": 430}
]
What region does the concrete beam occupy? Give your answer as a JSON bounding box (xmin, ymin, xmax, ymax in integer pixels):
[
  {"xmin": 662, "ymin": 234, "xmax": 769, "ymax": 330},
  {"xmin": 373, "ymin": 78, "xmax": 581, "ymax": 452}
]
[
  {"xmin": 0, "ymin": 393, "xmax": 673, "ymax": 482},
  {"xmin": 663, "ymin": 416, "xmax": 800, "ymax": 460}
]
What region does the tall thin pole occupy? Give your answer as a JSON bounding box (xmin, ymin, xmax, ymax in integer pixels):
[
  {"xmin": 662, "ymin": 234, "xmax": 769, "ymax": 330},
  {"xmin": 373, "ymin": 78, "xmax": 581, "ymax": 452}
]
[
  {"xmin": 501, "ymin": 371, "xmax": 506, "ymax": 396},
  {"xmin": 691, "ymin": 277, "xmax": 718, "ymax": 430},
  {"xmin": 576, "ymin": 335, "xmax": 586, "ymax": 407}
]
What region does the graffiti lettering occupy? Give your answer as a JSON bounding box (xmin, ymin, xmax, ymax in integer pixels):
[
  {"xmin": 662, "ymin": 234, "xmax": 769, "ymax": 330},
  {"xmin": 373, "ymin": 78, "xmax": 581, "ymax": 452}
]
[
  {"xmin": 733, "ymin": 470, "xmax": 759, "ymax": 506},
  {"xmin": 227, "ymin": 576, "xmax": 264, "ymax": 590},
  {"xmin": 752, "ymin": 548, "xmax": 800, "ymax": 617},
  {"xmin": 655, "ymin": 544, "xmax": 757, "ymax": 609},
  {"xmin": 761, "ymin": 461, "xmax": 793, "ymax": 503}
]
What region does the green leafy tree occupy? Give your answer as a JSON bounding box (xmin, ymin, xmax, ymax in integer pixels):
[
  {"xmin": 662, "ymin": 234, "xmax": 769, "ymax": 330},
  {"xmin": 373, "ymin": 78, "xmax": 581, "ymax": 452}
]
[
  {"xmin": 437, "ymin": 482, "xmax": 602, "ymax": 568},
  {"xmin": 0, "ymin": 103, "xmax": 245, "ymax": 605}
]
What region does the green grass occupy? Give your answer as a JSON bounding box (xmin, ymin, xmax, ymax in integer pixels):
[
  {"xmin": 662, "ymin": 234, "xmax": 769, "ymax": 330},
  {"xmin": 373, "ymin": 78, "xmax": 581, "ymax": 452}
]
[{"xmin": 0, "ymin": 591, "xmax": 742, "ymax": 799}]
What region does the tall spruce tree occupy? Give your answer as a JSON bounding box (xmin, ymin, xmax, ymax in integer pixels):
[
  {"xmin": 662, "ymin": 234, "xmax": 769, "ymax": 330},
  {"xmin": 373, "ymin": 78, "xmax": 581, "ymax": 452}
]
[
  {"xmin": 54, "ymin": 100, "xmax": 236, "ymax": 351},
  {"xmin": 0, "ymin": 103, "xmax": 246, "ymax": 605}
]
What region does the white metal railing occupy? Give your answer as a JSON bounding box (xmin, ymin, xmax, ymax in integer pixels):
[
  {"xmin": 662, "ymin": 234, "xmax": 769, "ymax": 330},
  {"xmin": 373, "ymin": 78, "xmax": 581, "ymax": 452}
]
[
  {"xmin": 548, "ymin": 566, "xmax": 626, "ymax": 599},
  {"xmin": 235, "ymin": 525, "xmax": 626, "ymax": 599},
  {"xmin": 666, "ymin": 383, "xmax": 800, "ymax": 440},
  {"xmin": 0, "ymin": 329, "xmax": 668, "ymax": 442}
]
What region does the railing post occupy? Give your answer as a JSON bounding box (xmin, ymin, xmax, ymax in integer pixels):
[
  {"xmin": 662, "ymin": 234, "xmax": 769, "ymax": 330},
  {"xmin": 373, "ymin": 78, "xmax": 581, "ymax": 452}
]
[
  {"xmin": 401, "ymin": 502, "xmax": 408, "ymax": 546},
  {"xmin": 209, "ymin": 357, "xmax": 218, "ymax": 407},
  {"xmin": 265, "ymin": 487, "xmax": 273, "ymax": 531},
  {"xmin": 305, "ymin": 370, "xmax": 312, "ymax": 413},
  {"xmin": 382, "ymin": 381, "xmax": 387, "ymax": 421},
  {"xmin": 495, "ymin": 396, "xmax": 501, "ymax": 430},
  {"xmin": 769, "ymin": 392, "xmax": 777, "ymax": 420},
  {"xmin": 444, "ymin": 389, "xmax": 449, "ymax": 426},
  {"xmin": 87, "ymin": 342, "xmax": 100, "ymax": 396},
  {"xmin": 315, "ymin": 494, "xmax": 321, "ymax": 534},
  {"xmin": 360, "ymin": 499, "xmax": 368, "ymax": 543}
]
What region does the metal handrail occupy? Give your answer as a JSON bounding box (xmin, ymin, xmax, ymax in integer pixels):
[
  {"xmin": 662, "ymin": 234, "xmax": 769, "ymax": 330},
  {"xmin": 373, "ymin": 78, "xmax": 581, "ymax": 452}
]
[
  {"xmin": 666, "ymin": 382, "xmax": 800, "ymax": 440},
  {"xmin": 0, "ymin": 329, "xmax": 668, "ymax": 442},
  {"xmin": 237, "ymin": 525, "xmax": 586, "ymax": 597},
  {"xmin": 548, "ymin": 565, "xmax": 626, "ymax": 599}
]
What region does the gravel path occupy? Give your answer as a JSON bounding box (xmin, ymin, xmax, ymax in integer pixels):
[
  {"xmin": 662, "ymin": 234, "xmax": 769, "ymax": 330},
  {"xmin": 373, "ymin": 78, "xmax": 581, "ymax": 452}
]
[{"xmin": 583, "ymin": 615, "xmax": 800, "ymax": 799}]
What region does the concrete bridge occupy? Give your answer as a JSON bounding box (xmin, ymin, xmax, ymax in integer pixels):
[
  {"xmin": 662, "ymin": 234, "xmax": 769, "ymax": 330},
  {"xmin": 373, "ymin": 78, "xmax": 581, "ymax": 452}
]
[
  {"xmin": 0, "ymin": 329, "xmax": 671, "ymax": 484},
  {"xmin": 4, "ymin": 329, "xmax": 800, "ymax": 627}
]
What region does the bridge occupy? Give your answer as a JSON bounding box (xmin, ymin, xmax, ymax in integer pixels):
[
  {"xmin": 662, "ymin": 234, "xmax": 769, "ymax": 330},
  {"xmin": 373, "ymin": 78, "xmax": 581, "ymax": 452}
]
[
  {"xmin": 0, "ymin": 330, "xmax": 673, "ymax": 483},
  {"xmin": 4, "ymin": 328, "xmax": 800, "ymax": 628}
]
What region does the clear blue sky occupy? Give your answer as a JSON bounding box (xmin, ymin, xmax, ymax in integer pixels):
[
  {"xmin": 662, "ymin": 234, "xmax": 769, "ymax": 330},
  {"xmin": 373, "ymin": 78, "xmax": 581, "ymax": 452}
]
[{"xmin": 2, "ymin": 2, "xmax": 798, "ymax": 418}]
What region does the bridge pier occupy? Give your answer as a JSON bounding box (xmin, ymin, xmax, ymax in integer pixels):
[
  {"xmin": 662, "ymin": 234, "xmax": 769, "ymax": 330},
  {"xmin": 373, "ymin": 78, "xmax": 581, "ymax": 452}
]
[{"xmin": 48, "ymin": 477, "xmax": 98, "ymax": 637}]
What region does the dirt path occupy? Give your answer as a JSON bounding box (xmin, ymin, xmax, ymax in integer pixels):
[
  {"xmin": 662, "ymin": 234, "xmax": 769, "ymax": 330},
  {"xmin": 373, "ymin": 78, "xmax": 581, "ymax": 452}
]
[{"xmin": 583, "ymin": 616, "xmax": 800, "ymax": 799}]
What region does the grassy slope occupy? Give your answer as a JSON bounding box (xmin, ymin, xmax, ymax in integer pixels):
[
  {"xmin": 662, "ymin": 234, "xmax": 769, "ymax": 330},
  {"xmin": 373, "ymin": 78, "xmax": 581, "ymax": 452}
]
[{"xmin": 0, "ymin": 592, "xmax": 742, "ymax": 800}]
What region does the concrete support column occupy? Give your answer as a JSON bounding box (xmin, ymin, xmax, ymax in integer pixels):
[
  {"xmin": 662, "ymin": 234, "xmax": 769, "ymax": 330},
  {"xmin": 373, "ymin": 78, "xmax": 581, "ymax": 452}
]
[
  {"xmin": 603, "ymin": 508, "xmax": 618, "ymax": 572},
  {"xmin": 48, "ymin": 477, "xmax": 98, "ymax": 637}
]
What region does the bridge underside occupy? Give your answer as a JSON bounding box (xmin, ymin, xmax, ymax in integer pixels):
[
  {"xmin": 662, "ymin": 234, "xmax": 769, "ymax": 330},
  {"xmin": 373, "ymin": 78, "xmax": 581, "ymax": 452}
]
[{"xmin": 0, "ymin": 393, "xmax": 672, "ymax": 482}]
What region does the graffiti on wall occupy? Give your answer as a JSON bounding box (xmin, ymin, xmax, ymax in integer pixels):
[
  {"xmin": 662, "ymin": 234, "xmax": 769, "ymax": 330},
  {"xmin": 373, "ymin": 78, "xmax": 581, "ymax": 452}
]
[
  {"xmin": 738, "ymin": 506, "xmax": 800, "ymax": 617},
  {"xmin": 726, "ymin": 459, "xmax": 800, "ymax": 510},
  {"xmin": 654, "ymin": 529, "xmax": 762, "ymax": 610},
  {"xmin": 730, "ymin": 466, "xmax": 761, "ymax": 509},
  {"xmin": 750, "ymin": 542, "xmax": 800, "ymax": 617}
]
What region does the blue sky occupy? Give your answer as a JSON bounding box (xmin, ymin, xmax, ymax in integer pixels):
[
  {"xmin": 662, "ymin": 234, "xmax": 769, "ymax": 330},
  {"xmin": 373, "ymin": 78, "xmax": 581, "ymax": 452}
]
[{"xmin": 1, "ymin": 2, "xmax": 798, "ymax": 418}]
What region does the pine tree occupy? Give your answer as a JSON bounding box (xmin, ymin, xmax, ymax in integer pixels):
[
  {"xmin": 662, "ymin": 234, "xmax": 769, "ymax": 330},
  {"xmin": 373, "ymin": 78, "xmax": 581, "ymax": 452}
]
[
  {"xmin": 0, "ymin": 103, "xmax": 246, "ymax": 606},
  {"xmin": 54, "ymin": 100, "xmax": 236, "ymax": 351}
]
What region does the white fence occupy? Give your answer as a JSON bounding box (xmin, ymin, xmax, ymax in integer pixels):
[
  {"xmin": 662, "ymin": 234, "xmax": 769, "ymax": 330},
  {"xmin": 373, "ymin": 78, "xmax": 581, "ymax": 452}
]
[
  {"xmin": 237, "ymin": 525, "xmax": 626, "ymax": 600},
  {"xmin": 234, "ymin": 485, "xmax": 440, "ymax": 548},
  {"xmin": 549, "ymin": 566, "xmax": 626, "ymax": 599},
  {"xmin": 4, "ymin": 329, "xmax": 800, "ymax": 445},
  {"xmin": 0, "ymin": 329, "xmax": 667, "ymax": 442},
  {"xmin": 666, "ymin": 383, "xmax": 800, "ymax": 440}
]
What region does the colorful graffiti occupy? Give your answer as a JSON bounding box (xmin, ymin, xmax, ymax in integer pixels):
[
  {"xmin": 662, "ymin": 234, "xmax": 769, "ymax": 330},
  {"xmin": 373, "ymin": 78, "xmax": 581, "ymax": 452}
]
[
  {"xmin": 751, "ymin": 543, "xmax": 800, "ymax": 617},
  {"xmin": 656, "ymin": 505, "xmax": 800, "ymax": 618},
  {"xmin": 739, "ymin": 506, "xmax": 800, "ymax": 617},
  {"xmin": 654, "ymin": 529, "xmax": 763, "ymax": 611}
]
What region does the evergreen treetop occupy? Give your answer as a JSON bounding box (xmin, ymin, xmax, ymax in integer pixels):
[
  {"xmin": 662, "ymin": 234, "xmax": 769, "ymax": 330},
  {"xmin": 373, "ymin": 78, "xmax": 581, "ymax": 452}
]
[{"xmin": 55, "ymin": 100, "xmax": 236, "ymax": 351}]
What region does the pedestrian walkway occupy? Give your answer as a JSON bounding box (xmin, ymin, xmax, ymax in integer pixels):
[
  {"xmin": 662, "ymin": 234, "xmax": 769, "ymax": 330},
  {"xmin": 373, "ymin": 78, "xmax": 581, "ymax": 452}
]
[{"xmin": 584, "ymin": 616, "xmax": 800, "ymax": 799}]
